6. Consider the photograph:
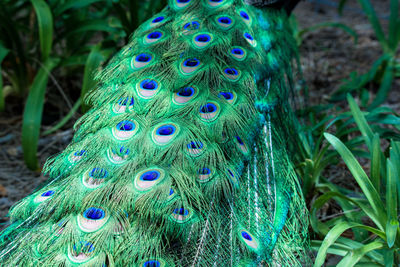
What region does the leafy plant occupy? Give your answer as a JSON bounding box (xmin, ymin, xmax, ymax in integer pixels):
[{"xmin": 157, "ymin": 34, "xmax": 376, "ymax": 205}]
[
  {"xmin": 0, "ymin": 0, "xmax": 166, "ymax": 170},
  {"xmin": 332, "ymin": 0, "xmax": 400, "ymax": 109},
  {"xmin": 310, "ymin": 95, "xmax": 400, "ymax": 266}
]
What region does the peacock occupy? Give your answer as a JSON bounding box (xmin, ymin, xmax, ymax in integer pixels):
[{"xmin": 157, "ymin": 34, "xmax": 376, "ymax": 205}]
[{"xmin": 0, "ymin": 0, "xmax": 310, "ymax": 266}]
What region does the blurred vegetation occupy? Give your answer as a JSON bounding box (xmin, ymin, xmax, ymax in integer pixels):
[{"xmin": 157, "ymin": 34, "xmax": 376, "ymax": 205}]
[
  {"xmin": 0, "ymin": 0, "xmax": 166, "ymax": 170},
  {"xmin": 293, "ymin": 0, "xmax": 400, "ymax": 265}
]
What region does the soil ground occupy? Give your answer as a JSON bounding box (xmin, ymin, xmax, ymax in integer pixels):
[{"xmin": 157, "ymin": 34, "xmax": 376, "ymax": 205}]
[{"xmin": 0, "ymin": 0, "xmax": 397, "ymax": 262}]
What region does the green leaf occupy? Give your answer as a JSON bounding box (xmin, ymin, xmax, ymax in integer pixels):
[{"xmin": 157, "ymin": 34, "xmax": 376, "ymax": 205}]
[
  {"xmin": 385, "ymin": 159, "xmax": 398, "ymax": 248},
  {"xmin": 370, "ymin": 133, "xmax": 381, "ymax": 192},
  {"xmin": 369, "ymin": 61, "xmax": 394, "ymax": 109},
  {"xmin": 31, "ymin": 0, "xmax": 53, "ymax": 61},
  {"xmin": 314, "ymin": 221, "xmax": 385, "ymax": 267},
  {"xmin": 81, "ymin": 44, "xmax": 104, "ymax": 112},
  {"xmin": 336, "ymin": 241, "xmax": 384, "ymax": 267},
  {"xmin": 0, "ymin": 43, "xmax": 10, "ymax": 111},
  {"xmin": 324, "ymin": 133, "xmax": 387, "ymax": 228},
  {"xmin": 347, "ymin": 94, "xmax": 374, "ymax": 148},
  {"xmin": 357, "ymin": 0, "xmax": 387, "ymax": 49},
  {"xmin": 22, "ymin": 58, "xmax": 59, "ymax": 170},
  {"xmin": 388, "ymin": 0, "xmax": 399, "ymax": 50},
  {"xmin": 313, "ymin": 221, "xmax": 362, "ymax": 267},
  {"xmin": 65, "ymin": 19, "xmax": 118, "ymax": 37},
  {"xmin": 54, "ymin": 0, "xmax": 106, "ymax": 15}
]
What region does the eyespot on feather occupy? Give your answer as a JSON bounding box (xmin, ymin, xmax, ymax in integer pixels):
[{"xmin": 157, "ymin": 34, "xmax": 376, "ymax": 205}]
[
  {"xmin": 173, "ymin": 86, "xmax": 197, "ymax": 105},
  {"xmin": 112, "ymin": 120, "xmax": 138, "ymax": 140},
  {"xmin": 186, "ymin": 141, "xmax": 205, "ymax": 156},
  {"xmin": 82, "ymin": 168, "xmax": 108, "ymax": 189},
  {"xmin": 136, "ymin": 79, "xmax": 160, "ymax": 99},
  {"xmin": 199, "ymin": 102, "xmax": 220, "ymax": 121},
  {"xmin": 152, "ymin": 123, "xmax": 180, "ymax": 145},
  {"xmin": 134, "ymin": 168, "xmax": 166, "ymax": 191},
  {"xmin": 180, "ymin": 58, "xmax": 201, "ymax": 75},
  {"xmin": 113, "ymin": 97, "xmax": 134, "ymax": 113},
  {"xmin": 77, "ymin": 207, "xmax": 109, "ymax": 233}
]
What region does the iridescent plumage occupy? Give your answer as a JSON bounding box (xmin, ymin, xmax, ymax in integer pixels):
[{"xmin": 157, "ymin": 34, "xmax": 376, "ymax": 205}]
[{"xmin": 0, "ymin": 0, "xmax": 308, "ymax": 266}]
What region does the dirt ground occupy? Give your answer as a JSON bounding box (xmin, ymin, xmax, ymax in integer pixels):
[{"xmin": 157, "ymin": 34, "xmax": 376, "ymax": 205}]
[{"xmin": 0, "ymin": 0, "xmax": 397, "ymax": 258}]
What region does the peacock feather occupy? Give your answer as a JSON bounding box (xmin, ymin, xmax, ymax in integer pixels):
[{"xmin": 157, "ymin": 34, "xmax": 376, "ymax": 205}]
[{"xmin": 0, "ymin": 0, "xmax": 309, "ymax": 266}]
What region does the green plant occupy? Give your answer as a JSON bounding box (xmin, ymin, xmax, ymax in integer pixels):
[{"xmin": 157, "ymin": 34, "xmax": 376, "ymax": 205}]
[
  {"xmin": 310, "ymin": 95, "xmax": 400, "ymax": 266},
  {"xmin": 332, "ymin": 0, "xmax": 400, "ymax": 109},
  {"xmin": 0, "ymin": 0, "xmax": 166, "ymax": 170}
]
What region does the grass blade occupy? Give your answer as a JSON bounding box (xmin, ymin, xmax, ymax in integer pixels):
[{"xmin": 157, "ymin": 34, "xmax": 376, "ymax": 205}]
[
  {"xmin": 370, "ymin": 133, "xmax": 381, "ymax": 192},
  {"xmin": 0, "ymin": 44, "xmax": 9, "ymax": 111},
  {"xmin": 357, "ymin": 0, "xmax": 387, "ymax": 49},
  {"xmin": 336, "ymin": 241, "xmax": 384, "ymax": 267},
  {"xmin": 388, "ymin": 0, "xmax": 399, "ymax": 50},
  {"xmin": 22, "ymin": 58, "xmax": 59, "ymax": 170},
  {"xmin": 54, "ymin": 0, "xmax": 105, "ymax": 15},
  {"xmin": 347, "ymin": 94, "xmax": 374, "ymax": 148},
  {"xmin": 31, "ymin": 0, "xmax": 53, "ymax": 61},
  {"xmin": 386, "ymin": 159, "xmax": 398, "ymax": 248},
  {"xmin": 369, "ymin": 60, "xmax": 394, "ymax": 109},
  {"xmin": 324, "ymin": 133, "xmax": 387, "ymax": 226}
]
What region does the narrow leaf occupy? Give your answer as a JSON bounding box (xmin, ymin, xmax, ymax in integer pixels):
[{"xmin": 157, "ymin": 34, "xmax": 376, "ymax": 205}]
[
  {"xmin": 31, "ymin": 0, "xmax": 53, "ymax": 61},
  {"xmin": 358, "ymin": 0, "xmax": 387, "ymax": 48},
  {"xmin": 347, "ymin": 94, "xmax": 374, "ymax": 148},
  {"xmin": 336, "ymin": 241, "xmax": 384, "ymax": 267},
  {"xmin": 0, "ymin": 44, "xmax": 10, "ymax": 111},
  {"xmin": 369, "ymin": 61, "xmax": 394, "ymax": 109},
  {"xmin": 22, "ymin": 58, "xmax": 59, "ymax": 170},
  {"xmin": 324, "ymin": 133, "xmax": 386, "ymax": 226}
]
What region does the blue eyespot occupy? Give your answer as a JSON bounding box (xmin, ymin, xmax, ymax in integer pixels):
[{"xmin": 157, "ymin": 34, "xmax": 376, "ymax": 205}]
[
  {"xmin": 177, "ymin": 0, "xmax": 190, "ymax": 2},
  {"xmin": 183, "ymin": 21, "xmax": 200, "ymax": 30},
  {"xmin": 144, "ymin": 260, "xmax": 161, "ymax": 267},
  {"xmin": 74, "ymin": 150, "xmax": 86, "ymax": 156},
  {"xmin": 147, "ymin": 31, "xmax": 162, "ymax": 39},
  {"xmin": 219, "ymin": 91, "xmax": 234, "ymax": 100},
  {"xmin": 41, "ymin": 190, "xmax": 54, "ymax": 197},
  {"xmin": 244, "ymin": 32, "xmax": 253, "ymax": 40},
  {"xmin": 83, "ymin": 207, "xmax": 105, "ymax": 220},
  {"xmin": 73, "ymin": 241, "xmax": 94, "ymax": 254},
  {"xmin": 118, "ymin": 97, "xmax": 134, "ymax": 106},
  {"xmin": 177, "ymin": 87, "xmax": 194, "ymax": 97},
  {"xmin": 183, "ymin": 58, "xmax": 200, "ymax": 67},
  {"xmin": 116, "ymin": 120, "xmax": 135, "ymax": 131},
  {"xmin": 200, "ymin": 103, "xmax": 217, "ymax": 113},
  {"xmin": 152, "ymin": 16, "xmax": 164, "ymax": 23},
  {"xmin": 89, "ymin": 168, "xmax": 108, "ymax": 179},
  {"xmin": 231, "ymin": 48, "xmax": 244, "ymax": 55},
  {"xmin": 187, "ymin": 141, "xmax": 203, "ymax": 149},
  {"xmin": 156, "ymin": 125, "xmax": 176, "ymax": 136},
  {"xmin": 195, "ymin": 34, "xmax": 211, "ymax": 43},
  {"xmin": 241, "ymin": 231, "xmax": 252, "ymax": 241},
  {"xmin": 218, "ymin": 17, "xmax": 232, "ymax": 24},
  {"xmin": 236, "ymin": 136, "xmax": 244, "ymax": 145},
  {"xmin": 210, "ymin": 0, "xmax": 223, "ymax": 2},
  {"xmin": 224, "ymin": 68, "xmax": 238, "ymax": 76},
  {"xmin": 198, "ymin": 168, "xmax": 211, "ymax": 175},
  {"xmin": 135, "ymin": 54, "xmax": 152, "ymax": 62},
  {"xmin": 140, "ymin": 79, "xmax": 158, "ymax": 90},
  {"xmin": 227, "ymin": 169, "xmax": 234, "ymax": 177},
  {"xmin": 240, "ymin": 11, "xmax": 250, "ymax": 20},
  {"xmin": 169, "ymin": 188, "xmax": 174, "ymax": 195},
  {"xmin": 140, "ymin": 170, "xmax": 161, "ymax": 181},
  {"xmin": 173, "ymin": 208, "xmax": 189, "ymax": 216}
]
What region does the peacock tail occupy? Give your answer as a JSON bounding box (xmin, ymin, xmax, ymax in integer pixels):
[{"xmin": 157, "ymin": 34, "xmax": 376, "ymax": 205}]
[{"xmin": 0, "ymin": 0, "xmax": 309, "ymax": 266}]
